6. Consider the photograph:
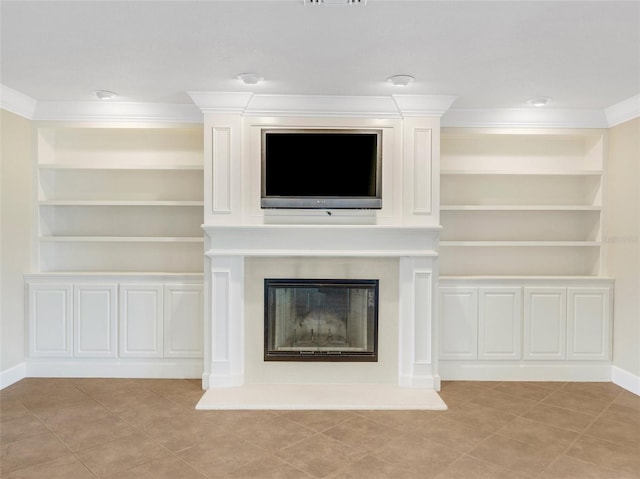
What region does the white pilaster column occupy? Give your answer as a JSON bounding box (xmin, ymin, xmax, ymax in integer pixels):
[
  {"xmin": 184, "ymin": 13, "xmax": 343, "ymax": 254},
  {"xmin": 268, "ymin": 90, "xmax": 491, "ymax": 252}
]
[
  {"xmin": 208, "ymin": 255, "xmax": 245, "ymax": 387},
  {"xmin": 398, "ymin": 256, "xmax": 439, "ymax": 389}
]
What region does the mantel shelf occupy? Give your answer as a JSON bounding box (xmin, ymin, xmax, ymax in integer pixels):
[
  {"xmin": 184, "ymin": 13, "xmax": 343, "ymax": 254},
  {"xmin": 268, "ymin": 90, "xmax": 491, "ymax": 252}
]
[{"xmin": 205, "ymin": 249, "xmax": 438, "ymax": 258}]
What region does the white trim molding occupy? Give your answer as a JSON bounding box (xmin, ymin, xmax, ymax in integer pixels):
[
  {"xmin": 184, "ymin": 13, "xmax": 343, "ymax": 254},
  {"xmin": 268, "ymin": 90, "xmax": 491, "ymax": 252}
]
[
  {"xmin": 442, "ymin": 108, "xmax": 609, "ymax": 129},
  {"xmin": 605, "ymin": 94, "xmax": 640, "ymax": 127},
  {"xmin": 25, "ymin": 359, "xmax": 203, "ymax": 379},
  {"xmin": 0, "ymin": 363, "xmax": 27, "ymax": 390},
  {"xmin": 612, "ymin": 366, "xmax": 640, "ymax": 396},
  {"xmin": 189, "ymin": 93, "xmax": 457, "ymax": 118},
  {"xmin": 33, "ymin": 101, "xmax": 203, "ymax": 124},
  {"xmin": 0, "ymin": 84, "xmax": 37, "ymax": 119}
]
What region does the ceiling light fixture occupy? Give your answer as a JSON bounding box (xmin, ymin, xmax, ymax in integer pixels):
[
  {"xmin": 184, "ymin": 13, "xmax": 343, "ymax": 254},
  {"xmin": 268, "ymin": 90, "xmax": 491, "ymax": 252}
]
[
  {"xmin": 94, "ymin": 90, "xmax": 116, "ymax": 100},
  {"xmin": 527, "ymin": 97, "xmax": 552, "ymax": 107},
  {"xmin": 387, "ymin": 75, "xmax": 415, "ymax": 87},
  {"xmin": 236, "ymin": 73, "xmax": 263, "ymax": 85}
]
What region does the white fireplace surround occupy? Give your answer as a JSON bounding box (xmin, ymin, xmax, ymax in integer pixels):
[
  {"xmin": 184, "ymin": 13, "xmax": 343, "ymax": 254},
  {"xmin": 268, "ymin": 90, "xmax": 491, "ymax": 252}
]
[
  {"xmin": 192, "ymin": 93, "xmax": 450, "ymax": 393},
  {"xmin": 203, "ymin": 225, "xmax": 440, "ymax": 390}
]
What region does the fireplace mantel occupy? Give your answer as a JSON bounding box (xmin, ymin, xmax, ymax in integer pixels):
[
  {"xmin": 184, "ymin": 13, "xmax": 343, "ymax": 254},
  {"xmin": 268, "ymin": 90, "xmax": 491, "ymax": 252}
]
[
  {"xmin": 203, "ymin": 225, "xmax": 440, "ymax": 258},
  {"xmin": 192, "ymin": 99, "xmax": 448, "ymax": 394},
  {"xmin": 203, "ymin": 225, "xmax": 440, "ymax": 391}
]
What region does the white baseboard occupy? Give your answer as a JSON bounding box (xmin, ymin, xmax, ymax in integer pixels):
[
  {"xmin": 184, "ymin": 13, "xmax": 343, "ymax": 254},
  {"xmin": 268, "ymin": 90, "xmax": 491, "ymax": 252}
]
[
  {"xmin": 26, "ymin": 359, "xmax": 203, "ymax": 379},
  {"xmin": 439, "ymin": 361, "xmax": 612, "ymax": 382},
  {"xmin": 611, "ymin": 366, "xmax": 640, "ymax": 396},
  {"xmin": 0, "ymin": 362, "xmax": 27, "ymax": 390}
]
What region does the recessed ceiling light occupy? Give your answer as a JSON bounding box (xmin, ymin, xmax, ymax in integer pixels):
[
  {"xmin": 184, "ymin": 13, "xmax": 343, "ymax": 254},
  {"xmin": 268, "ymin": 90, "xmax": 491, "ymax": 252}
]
[
  {"xmin": 386, "ymin": 75, "xmax": 415, "ymax": 87},
  {"xmin": 527, "ymin": 97, "xmax": 552, "ymax": 107},
  {"xmin": 94, "ymin": 90, "xmax": 116, "ymax": 100},
  {"xmin": 236, "ymin": 73, "xmax": 263, "ymax": 85}
]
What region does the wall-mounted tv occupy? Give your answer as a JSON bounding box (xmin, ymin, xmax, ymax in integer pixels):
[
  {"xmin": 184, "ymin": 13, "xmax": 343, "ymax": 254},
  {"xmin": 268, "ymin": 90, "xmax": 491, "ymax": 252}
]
[{"xmin": 261, "ymin": 129, "xmax": 382, "ymax": 209}]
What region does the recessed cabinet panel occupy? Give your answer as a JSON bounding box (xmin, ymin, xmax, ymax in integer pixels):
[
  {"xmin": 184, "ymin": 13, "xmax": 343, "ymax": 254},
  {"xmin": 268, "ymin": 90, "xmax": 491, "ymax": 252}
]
[
  {"xmin": 439, "ymin": 288, "xmax": 478, "ymax": 360},
  {"xmin": 478, "ymin": 287, "xmax": 522, "ymax": 360},
  {"xmin": 524, "ymin": 288, "xmax": 567, "ymax": 360},
  {"xmin": 164, "ymin": 284, "xmax": 203, "ymax": 358},
  {"xmin": 567, "ymin": 288, "xmax": 611, "ymax": 360},
  {"xmin": 119, "ymin": 284, "xmax": 163, "ymax": 358},
  {"xmin": 74, "ymin": 284, "xmax": 117, "ymax": 358},
  {"xmin": 28, "ymin": 284, "xmax": 73, "ymax": 357}
]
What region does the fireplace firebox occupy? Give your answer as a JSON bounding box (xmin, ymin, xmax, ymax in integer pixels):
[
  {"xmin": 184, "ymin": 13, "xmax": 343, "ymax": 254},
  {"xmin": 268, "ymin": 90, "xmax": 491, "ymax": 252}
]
[{"xmin": 264, "ymin": 279, "xmax": 379, "ymax": 361}]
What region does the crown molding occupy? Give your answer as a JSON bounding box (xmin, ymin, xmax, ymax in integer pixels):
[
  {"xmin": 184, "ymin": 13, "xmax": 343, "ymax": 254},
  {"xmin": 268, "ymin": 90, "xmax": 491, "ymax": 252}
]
[
  {"xmin": 391, "ymin": 95, "xmax": 458, "ymax": 117},
  {"xmin": 189, "ymin": 93, "xmax": 458, "ymax": 118},
  {"xmin": 32, "ymin": 101, "xmax": 203, "ymax": 123},
  {"xmin": 3, "ymin": 83, "xmax": 637, "ymax": 128},
  {"xmin": 0, "ymin": 84, "xmax": 37, "ymax": 119},
  {"xmin": 442, "ymin": 108, "xmax": 609, "ymax": 129},
  {"xmin": 187, "ymin": 91, "xmax": 254, "ymax": 114},
  {"xmin": 605, "ymin": 94, "xmax": 640, "ymax": 127}
]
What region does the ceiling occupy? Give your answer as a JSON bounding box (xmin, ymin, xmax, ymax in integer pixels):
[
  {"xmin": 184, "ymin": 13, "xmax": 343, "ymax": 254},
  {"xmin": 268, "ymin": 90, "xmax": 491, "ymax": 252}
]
[{"xmin": 1, "ymin": 0, "xmax": 639, "ymax": 112}]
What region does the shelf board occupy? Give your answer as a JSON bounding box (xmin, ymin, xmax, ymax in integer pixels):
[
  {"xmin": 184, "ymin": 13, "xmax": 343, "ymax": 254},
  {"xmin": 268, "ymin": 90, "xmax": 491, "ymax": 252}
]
[
  {"xmin": 440, "ymin": 241, "xmax": 601, "ymax": 247},
  {"xmin": 440, "ymin": 169, "xmax": 602, "ymax": 176},
  {"xmin": 39, "ymin": 164, "xmax": 203, "ymax": 171},
  {"xmin": 440, "ymin": 205, "xmax": 601, "ymax": 212},
  {"xmin": 39, "ymin": 236, "xmax": 204, "ymax": 243},
  {"xmin": 39, "ymin": 200, "xmax": 204, "ymax": 206}
]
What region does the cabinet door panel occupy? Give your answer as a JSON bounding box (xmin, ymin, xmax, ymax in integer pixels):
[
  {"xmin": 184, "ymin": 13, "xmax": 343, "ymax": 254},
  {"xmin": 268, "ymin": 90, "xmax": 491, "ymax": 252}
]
[
  {"xmin": 439, "ymin": 287, "xmax": 478, "ymax": 359},
  {"xmin": 164, "ymin": 284, "xmax": 203, "ymax": 358},
  {"xmin": 567, "ymin": 288, "xmax": 611, "ymax": 360},
  {"xmin": 28, "ymin": 283, "xmax": 73, "ymax": 357},
  {"xmin": 524, "ymin": 288, "xmax": 567, "ymax": 360},
  {"xmin": 478, "ymin": 287, "xmax": 522, "ymax": 360},
  {"xmin": 119, "ymin": 284, "xmax": 163, "ymax": 358},
  {"xmin": 74, "ymin": 284, "xmax": 118, "ymax": 358}
]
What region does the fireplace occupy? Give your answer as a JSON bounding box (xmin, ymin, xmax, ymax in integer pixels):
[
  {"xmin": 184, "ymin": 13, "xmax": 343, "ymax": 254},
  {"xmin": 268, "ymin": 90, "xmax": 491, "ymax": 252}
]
[{"xmin": 264, "ymin": 279, "xmax": 379, "ymax": 361}]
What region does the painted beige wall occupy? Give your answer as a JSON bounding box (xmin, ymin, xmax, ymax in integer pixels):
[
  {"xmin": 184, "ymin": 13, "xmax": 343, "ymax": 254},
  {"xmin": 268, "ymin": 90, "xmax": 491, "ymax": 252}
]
[
  {"xmin": 0, "ymin": 109, "xmax": 33, "ymax": 374},
  {"xmin": 605, "ymin": 117, "xmax": 640, "ymax": 377}
]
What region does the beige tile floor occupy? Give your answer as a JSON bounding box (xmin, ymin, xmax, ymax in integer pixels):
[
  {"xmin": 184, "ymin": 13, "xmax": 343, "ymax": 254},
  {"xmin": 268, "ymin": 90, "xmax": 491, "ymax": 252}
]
[{"xmin": 1, "ymin": 378, "xmax": 638, "ymax": 478}]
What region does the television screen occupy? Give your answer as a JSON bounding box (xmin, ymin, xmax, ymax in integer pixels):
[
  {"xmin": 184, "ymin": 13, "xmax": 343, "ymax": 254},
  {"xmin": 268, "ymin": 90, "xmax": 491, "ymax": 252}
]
[{"xmin": 261, "ymin": 129, "xmax": 382, "ymax": 209}]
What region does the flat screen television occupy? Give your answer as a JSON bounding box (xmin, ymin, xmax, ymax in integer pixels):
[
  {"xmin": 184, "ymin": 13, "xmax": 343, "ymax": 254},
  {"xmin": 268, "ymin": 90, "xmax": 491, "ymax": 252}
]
[{"xmin": 261, "ymin": 129, "xmax": 382, "ymax": 209}]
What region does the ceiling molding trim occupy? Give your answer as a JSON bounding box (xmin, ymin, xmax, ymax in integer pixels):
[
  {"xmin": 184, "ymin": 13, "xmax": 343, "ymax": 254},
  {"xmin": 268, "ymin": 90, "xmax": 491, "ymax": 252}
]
[
  {"xmin": 244, "ymin": 94, "xmax": 402, "ymax": 118},
  {"xmin": 391, "ymin": 95, "xmax": 458, "ymax": 117},
  {"xmin": 442, "ymin": 108, "xmax": 609, "ymax": 129},
  {"xmin": 605, "ymin": 94, "xmax": 640, "ymax": 127},
  {"xmin": 32, "ymin": 101, "xmax": 203, "ymax": 123},
  {"xmin": 188, "ymin": 93, "xmax": 458, "ymax": 118},
  {"xmin": 187, "ymin": 91, "xmax": 254, "ymax": 114},
  {"xmin": 0, "ymin": 84, "xmax": 37, "ymax": 119}
]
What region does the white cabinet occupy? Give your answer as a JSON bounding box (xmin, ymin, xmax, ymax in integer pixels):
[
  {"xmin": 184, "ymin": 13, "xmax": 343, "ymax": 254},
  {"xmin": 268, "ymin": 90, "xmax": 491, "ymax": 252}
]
[
  {"xmin": 28, "ymin": 283, "xmax": 73, "ymax": 358},
  {"xmin": 27, "ymin": 276, "xmax": 204, "ymax": 363},
  {"xmin": 439, "ymin": 287, "xmax": 478, "ymax": 359},
  {"xmin": 478, "ymin": 287, "xmax": 522, "ymax": 360},
  {"xmin": 524, "ymin": 287, "xmax": 567, "ymax": 360},
  {"xmin": 438, "ymin": 279, "xmax": 613, "ymax": 380},
  {"xmin": 74, "ymin": 283, "xmax": 117, "ymax": 358},
  {"xmin": 567, "ymin": 287, "xmax": 612, "ymax": 360},
  {"xmin": 119, "ymin": 284, "xmax": 164, "ymax": 358},
  {"xmin": 164, "ymin": 284, "xmax": 204, "ymax": 358}
]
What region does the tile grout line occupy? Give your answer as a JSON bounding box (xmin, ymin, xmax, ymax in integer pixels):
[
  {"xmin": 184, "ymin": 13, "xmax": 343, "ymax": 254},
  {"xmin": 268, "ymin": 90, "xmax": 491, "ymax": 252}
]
[{"xmin": 533, "ymin": 388, "xmax": 627, "ymax": 479}]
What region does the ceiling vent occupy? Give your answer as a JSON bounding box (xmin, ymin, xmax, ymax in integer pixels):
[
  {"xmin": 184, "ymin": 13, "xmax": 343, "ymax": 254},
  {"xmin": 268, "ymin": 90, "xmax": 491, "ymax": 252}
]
[{"xmin": 303, "ymin": 0, "xmax": 367, "ymax": 5}]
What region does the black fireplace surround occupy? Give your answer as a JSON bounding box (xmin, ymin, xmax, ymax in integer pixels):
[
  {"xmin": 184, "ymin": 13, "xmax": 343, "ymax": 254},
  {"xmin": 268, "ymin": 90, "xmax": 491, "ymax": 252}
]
[{"xmin": 264, "ymin": 279, "xmax": 379, "ymax": 362}]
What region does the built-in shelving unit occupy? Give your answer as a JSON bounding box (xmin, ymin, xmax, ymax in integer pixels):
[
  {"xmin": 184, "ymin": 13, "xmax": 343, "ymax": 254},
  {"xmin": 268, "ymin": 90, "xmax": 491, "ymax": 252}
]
[
  {"xmin": 439, "ymin": 128, "xmax": 606, "ymax": 277},
  {"xmin": 36, "ymin": 126, "xmax": 204, "ymax": 274}
]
